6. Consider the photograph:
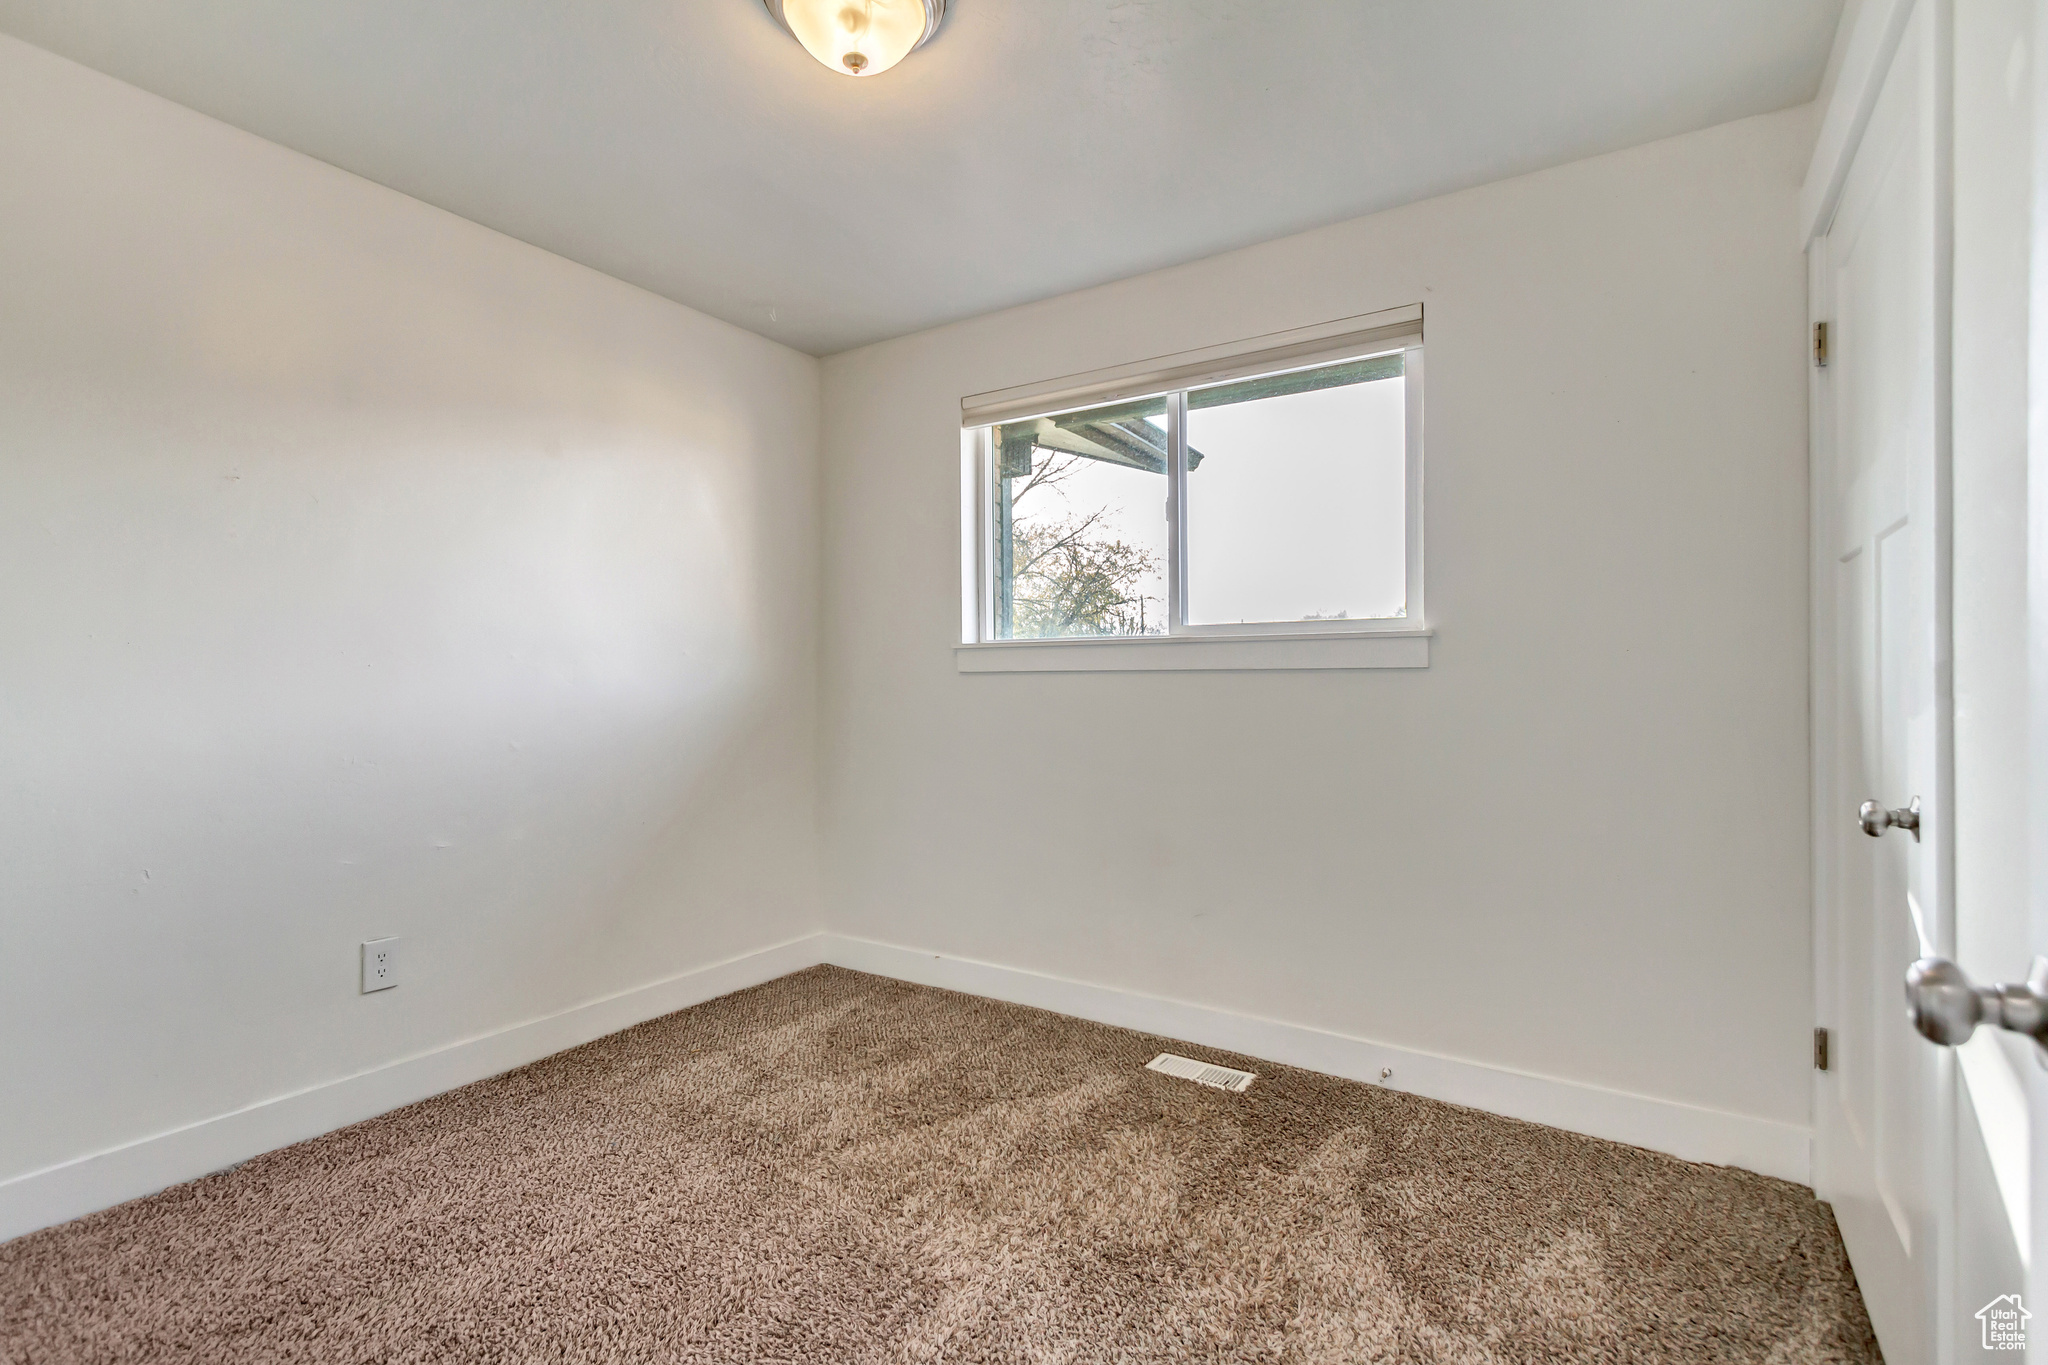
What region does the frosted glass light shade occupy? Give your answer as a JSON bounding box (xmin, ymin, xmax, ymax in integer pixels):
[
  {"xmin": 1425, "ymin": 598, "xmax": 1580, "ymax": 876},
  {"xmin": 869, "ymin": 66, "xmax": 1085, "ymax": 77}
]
[{"xmin": 764, "ymin": 0, "xmax": 945, "ymax": 77}]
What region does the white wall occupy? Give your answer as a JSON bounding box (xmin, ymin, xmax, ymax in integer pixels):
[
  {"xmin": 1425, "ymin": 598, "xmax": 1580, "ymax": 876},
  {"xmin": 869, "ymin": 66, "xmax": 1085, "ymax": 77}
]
[
  {"xmin": 821, "ymin": 106, "xmax": 1816, "ymax": 1131},
  {"xmin": 0, "ymin": 35, "xmax": 822, "ymax": 1191}
]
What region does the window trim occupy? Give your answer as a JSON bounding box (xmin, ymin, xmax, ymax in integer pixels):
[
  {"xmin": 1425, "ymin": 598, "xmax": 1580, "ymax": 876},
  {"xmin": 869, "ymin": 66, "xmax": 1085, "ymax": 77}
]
[
  {"xmin": 958, "ymin": 311, "xmax": 1429, "ymax": 672},
  {"xmin": 954, "ymin": 629, "xmax": 1431, "ymax": 673}
]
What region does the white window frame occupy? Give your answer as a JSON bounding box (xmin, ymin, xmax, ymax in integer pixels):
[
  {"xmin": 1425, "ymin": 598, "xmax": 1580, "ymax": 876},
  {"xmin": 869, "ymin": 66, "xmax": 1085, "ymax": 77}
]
[{"xmin": 957, "ymin": 305, "xmax": 1430, "ymax": 672}]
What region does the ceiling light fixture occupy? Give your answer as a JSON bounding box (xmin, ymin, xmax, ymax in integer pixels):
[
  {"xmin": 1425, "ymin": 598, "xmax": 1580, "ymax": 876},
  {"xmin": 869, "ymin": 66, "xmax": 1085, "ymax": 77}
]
[{"xmin": 762, "ymin": 0, "xmax": 947, "ymax": 77}]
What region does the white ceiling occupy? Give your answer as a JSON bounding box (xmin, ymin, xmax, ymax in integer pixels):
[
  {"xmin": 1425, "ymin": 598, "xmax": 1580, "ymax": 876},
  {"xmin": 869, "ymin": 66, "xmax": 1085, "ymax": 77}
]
[{"xmin": 0, "ymin": 1, "xmax": 1843, "ymax": 355}]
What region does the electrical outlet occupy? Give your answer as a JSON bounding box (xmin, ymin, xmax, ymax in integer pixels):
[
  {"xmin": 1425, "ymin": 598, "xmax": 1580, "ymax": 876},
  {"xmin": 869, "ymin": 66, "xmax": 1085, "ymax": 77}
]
[{"xmin": 361, "ymin": 938, "xmax": 399, "ymax": 993}]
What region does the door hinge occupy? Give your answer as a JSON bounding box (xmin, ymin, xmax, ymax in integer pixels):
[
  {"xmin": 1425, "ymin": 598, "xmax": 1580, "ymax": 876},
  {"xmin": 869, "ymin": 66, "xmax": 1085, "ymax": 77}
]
[
  {"xmin": 1814, "ymin": 1026, "xmax": 1831, "ymax": 1071},
  {"xmin": 1813, "ymin": 321, "xmax": 1829, "ymax": 367}
]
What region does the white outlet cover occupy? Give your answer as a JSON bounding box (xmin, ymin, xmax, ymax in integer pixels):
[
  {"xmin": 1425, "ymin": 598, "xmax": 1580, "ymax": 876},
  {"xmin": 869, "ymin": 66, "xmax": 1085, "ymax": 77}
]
[{"xmin": 361, "ymin": 937, "xmax": 399, "ymax": 993}]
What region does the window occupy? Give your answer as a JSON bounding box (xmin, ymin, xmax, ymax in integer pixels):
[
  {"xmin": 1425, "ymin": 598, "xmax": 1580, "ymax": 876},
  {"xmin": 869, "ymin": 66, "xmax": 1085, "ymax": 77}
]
[
  {"xmin": 992, "ymin": 394, "xmax": 1172, "ymax": 639},
  {"xmin": 959, "ymin": 308, "xmax": 1426, "ymax": 670}
]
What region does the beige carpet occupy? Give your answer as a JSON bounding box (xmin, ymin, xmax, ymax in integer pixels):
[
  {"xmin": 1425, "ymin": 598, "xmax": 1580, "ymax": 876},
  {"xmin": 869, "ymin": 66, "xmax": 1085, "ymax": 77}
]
[{"xmin": 1, "ymin": 966, "xmax": 1877, "ymax": 1363}]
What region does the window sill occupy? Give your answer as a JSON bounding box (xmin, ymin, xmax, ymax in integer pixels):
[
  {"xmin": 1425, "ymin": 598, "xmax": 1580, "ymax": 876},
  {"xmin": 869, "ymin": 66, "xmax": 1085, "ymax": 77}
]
[{"xmin": 954, "ymin": 628, "xmax": 1431, "ymax": 673}]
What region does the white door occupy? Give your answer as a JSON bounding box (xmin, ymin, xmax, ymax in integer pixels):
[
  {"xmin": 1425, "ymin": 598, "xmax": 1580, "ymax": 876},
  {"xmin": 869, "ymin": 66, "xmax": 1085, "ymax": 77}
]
[
  {"xmin": 1816, "ymin": 1, "xmax": 1949, "ymax": 1360},
  {"xmin": 1949, "ymin": 0, "xmax": 2035, "ymax": 1349},
  {"xmin": 1817, "ymin": 1, "xmax": 2041, "ymax": 1361}
]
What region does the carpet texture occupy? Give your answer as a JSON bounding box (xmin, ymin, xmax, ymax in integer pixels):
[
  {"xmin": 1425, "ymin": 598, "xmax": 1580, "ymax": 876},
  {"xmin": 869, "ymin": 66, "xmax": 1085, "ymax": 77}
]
[{"xmin": 1, "ymin": 966, "xmax": 1878, "ymax": 1363}]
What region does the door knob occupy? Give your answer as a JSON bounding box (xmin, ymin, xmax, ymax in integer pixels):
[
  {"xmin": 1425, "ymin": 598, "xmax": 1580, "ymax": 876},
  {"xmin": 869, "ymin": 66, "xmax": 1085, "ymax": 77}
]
[
  {"xmin": 1859, "ymin": 796, "xmax": 1920, "ymax": 841},
  {"xmin": 1903, "ymin": 956, "xmax": 2048, "ymax": 1051}
]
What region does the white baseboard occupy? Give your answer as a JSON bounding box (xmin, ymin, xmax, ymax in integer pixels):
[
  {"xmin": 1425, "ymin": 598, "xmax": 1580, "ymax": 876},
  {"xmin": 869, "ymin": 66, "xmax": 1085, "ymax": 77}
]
[
  {"xmin": 818, "ymin": 934, "xmax": 1813, "ymax": 1185},
  {"xmin": 0, "ymin": 934, "xmax": 828, "ymax": 1244},
  {"xmin": 2, "ymin": 930, "xmax": 1812, "ymax": 1245}
]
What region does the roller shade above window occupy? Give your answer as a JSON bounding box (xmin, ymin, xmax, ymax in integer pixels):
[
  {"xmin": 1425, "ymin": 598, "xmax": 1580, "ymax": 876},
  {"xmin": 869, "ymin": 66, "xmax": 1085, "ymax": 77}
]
[{"xmin": 960, "ymin": 304, "xmax": 1422, "ymax": 429}]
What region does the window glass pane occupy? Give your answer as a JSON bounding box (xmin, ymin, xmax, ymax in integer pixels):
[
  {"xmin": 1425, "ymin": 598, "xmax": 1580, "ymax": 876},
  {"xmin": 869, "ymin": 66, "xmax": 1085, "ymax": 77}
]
[
  {"xmin": 992, "ymin": 395, "xmax": 1169, "ymax": 638},
  {"xmin": 1184, "ymin": 354, "xmax": 1406, "ymax": 624}
]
